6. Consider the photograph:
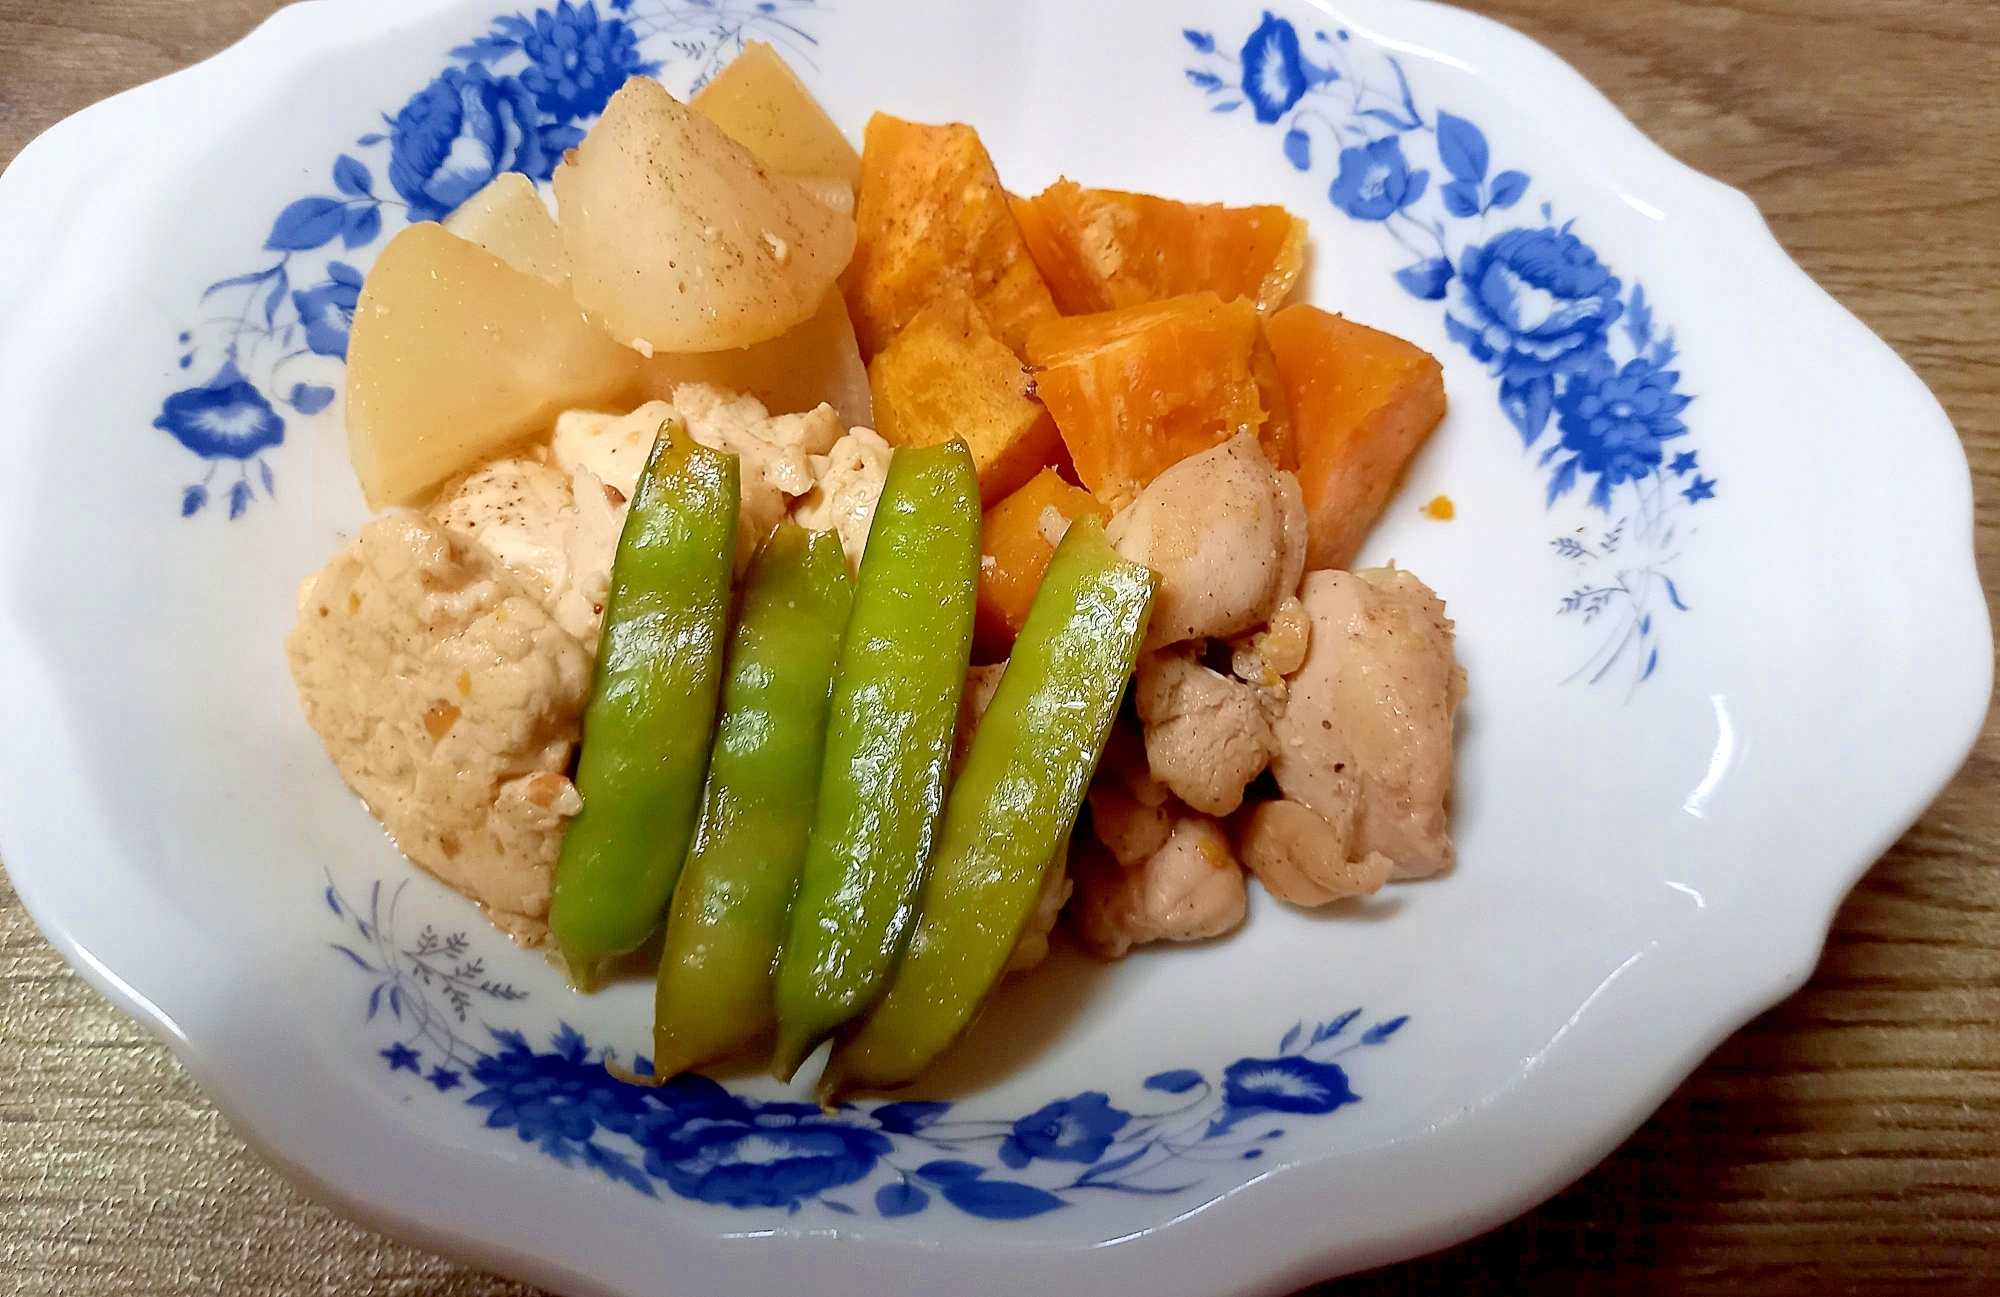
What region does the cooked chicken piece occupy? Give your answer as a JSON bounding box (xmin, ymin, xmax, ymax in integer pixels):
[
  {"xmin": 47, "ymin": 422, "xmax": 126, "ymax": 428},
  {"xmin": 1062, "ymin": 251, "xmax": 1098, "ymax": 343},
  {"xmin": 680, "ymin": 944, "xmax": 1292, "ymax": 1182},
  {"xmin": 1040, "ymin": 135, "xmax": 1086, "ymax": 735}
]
[
  {"xmin": 1271, "ymin": 567, "xmax": 1463, "ymax": 880},
  {"xmin": 1073, "ymin": 814, "xmax": 1247, "ymax": 959},
  {"xmin": 1236, "ymin": 798, "xmax": 1392, "ymax": 906},
  {"xmin": 1087, "ymin": 781, "xmax": 1174, "ymax": 866},
  {"xmin": 1097, "ymin": 715, "xmax": 1172, "ymax": 809},
  {"xmin": 1005, "ymin": 843, "xmax": 1074, "ymax": 975},
  {"xmin": 1107, "ymin": 434, "xmax": 1308, "ymax": 651},
  {"xmin": 552, "ymin": 465, "xmax": 625, "ymax": 652},
  {"xmin": 671, "ymin": 382, "xmax": 843, "ymax": 499},
  {"xmin": 1230, "ymin": 595, "xmax": 1312, "ymax": 689},
  {"xmin": 286, "ymin": 514, "xmax": 592, "ymax": 944},
  {"xmin": 1134, "ymin": 646, "xmax": 1274, "ymax": 816},
  {"xmin": 793, "ymin": 426, "xmax": 892, "ymax": 575}
]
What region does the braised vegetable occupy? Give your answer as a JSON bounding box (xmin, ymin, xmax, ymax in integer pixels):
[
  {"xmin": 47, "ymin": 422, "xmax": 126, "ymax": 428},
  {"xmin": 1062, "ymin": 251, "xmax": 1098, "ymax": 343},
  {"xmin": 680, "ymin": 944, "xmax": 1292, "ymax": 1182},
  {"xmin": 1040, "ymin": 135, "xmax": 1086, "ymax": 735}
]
[
  {"xmin": 868, "ymin": 290, "xmax": 1063, "ymax": 506},
  {"xmin": 640, "ymin": 288, "xmax": 874, "ymax": 431},
  {"xmin": 548, "ymin": 425, "xmax": 738, "ymax": 988},
  {"xmin": 344, "ymin": 222, "xmax": 647, "ymax": 510},
  {"xmin": 1263, "ymin": 304, "xmax": 1448, "ymax": 571},
  {"xmin": 1026, "ymin": 292, "xmax": 1270, "ymax": 510},
  {"xmin": 555, "ymin": 77, "xmax": 855, "ymax": 353},
  {"xmin": 772, "ymin": 441, "xmax": 981, "ymax": 1079},
  {"xmin": 653, "ymin": 524, "xmax": 852, "ymax": 1076},
  {"xmin": 1012, "ymin": 180, "xmax": 1306, "ymax": 316},
  {"xmin": 690, "ymin": 40, "xmax": 863, "ymax": 192},
  {"xmin": 825, "ymin": 516, "xmax": 1156, "ymax": 1093},
  {"xmin": 973, "ymin": 467, "xmax": 1106, "ymax": 660},
  {"xmin": 840, "ymin": 114, "xmax": 1057, "ymax": 359}
]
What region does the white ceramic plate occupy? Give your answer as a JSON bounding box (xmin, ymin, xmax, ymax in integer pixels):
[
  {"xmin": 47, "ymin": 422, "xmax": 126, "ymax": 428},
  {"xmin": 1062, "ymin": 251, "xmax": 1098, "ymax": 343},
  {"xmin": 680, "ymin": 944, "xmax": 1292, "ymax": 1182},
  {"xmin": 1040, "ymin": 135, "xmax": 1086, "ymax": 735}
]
[{"xmin": 0, "ymin": 0, "xmax": 1987, "ymax": 1292}]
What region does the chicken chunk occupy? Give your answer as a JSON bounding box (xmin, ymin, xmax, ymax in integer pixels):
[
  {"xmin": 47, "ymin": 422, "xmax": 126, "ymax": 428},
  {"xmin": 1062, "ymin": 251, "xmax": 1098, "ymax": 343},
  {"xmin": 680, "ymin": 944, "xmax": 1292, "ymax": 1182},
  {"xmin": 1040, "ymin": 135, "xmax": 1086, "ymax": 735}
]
[
  {"xmin": 286, "ymin": 514, "xmax": 593, "ymax": 943},
  {"xmin": 1271, "ymin": 567, "xmax": 1463, "ymax": 879},
  {"xmin": 1229, "ymin": 595, "xmax": 1311, "ymax": 690},
  {"xmin": 1086, "ymin": 781, "xmax": 1173, "ymax": 866},
  {"xmin": 1134, "ymin": 646, "xmax": 1274, "ymax": 816},
  {"xmin": 1236, "ymin": 798, "xmax": 1392, "ymax": 906},
  {"xmin": 1107, "ymin": 434, "xmax": 1309, "ymax": 650},
  {"xmin": 1073, "ymin": 814, "xmax": 1247, "ymax": 959},
  {"xmin": 793, "ymin": 426, "xmax": 892, "ymax": 575},
  {"xmin": 1005, "ymin": 843, "xmax": 1074, "ymax": 975}
]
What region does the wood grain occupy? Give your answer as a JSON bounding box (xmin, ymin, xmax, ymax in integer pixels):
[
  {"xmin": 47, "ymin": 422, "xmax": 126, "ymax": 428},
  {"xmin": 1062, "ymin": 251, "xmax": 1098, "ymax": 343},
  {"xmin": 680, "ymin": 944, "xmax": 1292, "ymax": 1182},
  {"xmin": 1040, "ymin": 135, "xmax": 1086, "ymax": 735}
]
[{"xmin": 1, "ymin": 1, "xmax": 1994, "ymax": 1292}]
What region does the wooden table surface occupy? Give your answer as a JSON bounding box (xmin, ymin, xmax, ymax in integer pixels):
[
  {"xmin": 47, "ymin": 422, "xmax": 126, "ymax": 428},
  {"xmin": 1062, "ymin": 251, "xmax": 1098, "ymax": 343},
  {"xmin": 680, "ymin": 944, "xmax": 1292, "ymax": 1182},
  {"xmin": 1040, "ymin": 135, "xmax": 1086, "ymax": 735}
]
[{"xmin": 2, "ymin": 0, "xmax": 1994, "ymax": 1292}]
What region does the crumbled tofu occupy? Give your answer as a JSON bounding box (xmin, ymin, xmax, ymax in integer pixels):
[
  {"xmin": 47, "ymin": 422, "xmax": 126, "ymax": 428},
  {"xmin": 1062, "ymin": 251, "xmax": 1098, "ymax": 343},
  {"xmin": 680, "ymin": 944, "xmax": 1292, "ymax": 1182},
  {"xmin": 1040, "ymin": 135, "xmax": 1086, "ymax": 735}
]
[
  {"xmin": 286, "ymin": 513, "xmax": 592, "ymax": 944},
  {"xmin": 794, "ymin": 426, "xmax": 892, "ymax": 575}
]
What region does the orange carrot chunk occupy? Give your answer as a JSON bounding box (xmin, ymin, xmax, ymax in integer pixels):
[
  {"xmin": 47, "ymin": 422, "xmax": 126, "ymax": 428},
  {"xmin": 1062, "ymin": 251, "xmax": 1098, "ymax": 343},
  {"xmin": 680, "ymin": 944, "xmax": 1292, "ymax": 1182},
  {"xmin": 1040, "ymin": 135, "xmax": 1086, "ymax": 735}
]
[
  {"xmin": 1026, "ymin": 292, "xmax": 1268, "ymax": 511},
  {"xmin": 840, "ymin": 115, "xmax": 1058, "ymax": 360},
  {"xmin": 1014, "ymin": 180, "xmax": 1307, "ymax": 316},
  {"xmin": 973, "ymin": 468, "xmax": 1108, "ymax": 661},
  {"xmin": 1265, "ymin": 305, "xmax": 1448, "ymax": 572}
]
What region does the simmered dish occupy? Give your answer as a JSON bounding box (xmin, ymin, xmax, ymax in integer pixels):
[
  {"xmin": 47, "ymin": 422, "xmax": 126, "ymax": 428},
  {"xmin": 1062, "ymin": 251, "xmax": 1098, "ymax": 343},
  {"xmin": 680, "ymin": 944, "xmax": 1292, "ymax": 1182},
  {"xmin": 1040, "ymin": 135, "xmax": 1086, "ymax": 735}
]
[{"xmin": 285, "ymin": 43, "xmax": 1463, "ymax": 1096}]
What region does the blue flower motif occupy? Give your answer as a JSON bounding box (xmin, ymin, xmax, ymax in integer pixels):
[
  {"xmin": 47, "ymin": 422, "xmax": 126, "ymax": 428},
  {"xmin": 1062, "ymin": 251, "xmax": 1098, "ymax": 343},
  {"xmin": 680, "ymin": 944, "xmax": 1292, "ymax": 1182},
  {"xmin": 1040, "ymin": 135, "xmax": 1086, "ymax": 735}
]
[
  {"xmin": 517, "ymin": 2, "xmax": 650, "ymax": 121},
  {"xmin": 389, "ymin": 64, "xmax": 553, "ymax": 223},
  {"xmin": 1220, "ymin": 1055, "xmax": 1358, "ymax": 1117},
  {"xmin": 998, "ymin": 1091, "xmax": 1129, "ymax": 1168},
  {"xmin": 292, "ymin": 263, "xmax": 364, "ymax": 360},
  {"xmin": 1328, "ymin": 137, "xmax": 1428, "ymax": 222},
  {"xmin": 466, "ymin": 1028, "xmax": 655, "ymax": 1152},
  {"xmin": 1444, "ymin": 226, "xmax": 1624, "ymax": 389},
  {"xmin": 154, "ymin": 366, "xmax": 285, "ymax": 461},
  {"xmin": 1239, "ymin": 12, "xmax": 1309, "ymax": 123},
  {"xmin": 1550, "ymin": 352, "xmax": 1691, "ymax": 508},
  {"xmin": 427, "ymin": 1067, "xmax": 463, "ymax": 1092},
  {"xmin": 381, "ymin": 1042, "xmax": 422, "ymax": 1073},
  {"xmin": 1682, "ymin": 474, "xmax": 1716, "ymax": 504},
  {"xmin": 636, "ymin": 1090, "xmax": 893, "ymax": 1209},
  {"xmin": 1669, "ymin": 450, "xmax": 1698, "ymax": 476}
]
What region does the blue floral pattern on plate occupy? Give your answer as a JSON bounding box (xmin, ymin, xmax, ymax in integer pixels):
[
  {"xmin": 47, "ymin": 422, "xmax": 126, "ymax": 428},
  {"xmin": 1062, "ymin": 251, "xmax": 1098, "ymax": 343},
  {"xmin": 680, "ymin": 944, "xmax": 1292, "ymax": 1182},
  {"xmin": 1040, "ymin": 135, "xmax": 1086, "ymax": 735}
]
[
  {"xmin": 1188, "ymin": 12, "xmax": 1714, "ymax": 689},
  {"xmin": 326, "ymin": 873, "xmax": 1405, "ymax": 1222},
  {"xmin": 157, "ymin": 0, "xmax": 816, "ymax": 519}
]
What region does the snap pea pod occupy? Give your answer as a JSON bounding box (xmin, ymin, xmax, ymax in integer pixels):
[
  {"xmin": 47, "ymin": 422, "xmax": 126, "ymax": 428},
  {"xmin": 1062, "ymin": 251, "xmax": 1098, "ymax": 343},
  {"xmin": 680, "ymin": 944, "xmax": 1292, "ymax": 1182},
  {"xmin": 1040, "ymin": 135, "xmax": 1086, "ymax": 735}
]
[
  {"xmin": 653, "ymin": 523, "xmax": 852, "ymax": 1076},
  {"xmin": 771, "ymin": 441, "xmax": 980, "ymax": 1080},
  {"xmin": 823, "ymin": 516, "xmax": 1155, "ymax": 1094},
  {"xmin": 549, "ymin": 424, "xmax": 738, "ymax": 989}
]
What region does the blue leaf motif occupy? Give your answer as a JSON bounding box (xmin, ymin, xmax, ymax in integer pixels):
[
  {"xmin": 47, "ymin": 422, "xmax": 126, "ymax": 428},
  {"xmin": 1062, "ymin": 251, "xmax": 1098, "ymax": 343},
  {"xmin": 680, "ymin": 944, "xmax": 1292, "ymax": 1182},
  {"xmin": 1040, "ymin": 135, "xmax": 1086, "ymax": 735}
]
[
  {"xmin": 333, "ymin": 154, "xmax": 374, "ymax": 196},
  {"xmin": 228, "ymin": 480, "xmax": 253, "ymax": 518},
  {"xmin": 1499, "ymin": 375, "xmax": 1556, "ymax": 444},
  {"xmin": 1282, "ymin": 128, "xmax": 1312, "ymax": 171},
  {"xmin": 290, "ymin": 383, "xmax": 337, "ymax": 416},
  {"xmin": 1212, "ymin": 101, "xmax": 1242, "ymax": 113},
  {"xmin": 265, "ymin": 197, "xmax": 349, "ymax": 252},
  {"xmin": 342, "ymin": 204, "xmax": 383, "ymax": 249},
  {"xmin": 1279, "ymin": 1022, "xmax": 1302, "ymax": 1054},
  {"xmin": 1441, "ymin": 179, "xmax": 1482, "ymax": 218},
  {"xmin": 1664, "ymin": 577, "xmax": 1689, "ymax": 611},
  {"xmin": 1144, "ymin": 1069, "xmax": 1204, "ymax": 1094},
  {"xmin": 1183, "ymin": 29, "xmax": 1216, "ymax": 53},
  {"xmin": 1435, "ymin": 111, "xmax": 1489, "ymax": 183},
  {"xmin": 263, "ymin": 270, "xmax": 289, "ymax": 326},
  {"xmin": 356, "ymin": 132, "xmax": 386, "ymax": 147},
  {"xmin": 259, "ymin": 459, "xmax": 276, "ymax": 496},
  {"xmin": 1546, "ymin": 454, "xmax": 1581, "ymax": 505},
  {"xmin": 822, "ymin": 1199, "xmax": 856, "ymax": 1215},
  {"xmin": 1186, "ymin": 69, "xmax": 1224, "ymax": 92},
  {"xmin": 180, "ymin": 484, "xmax": 207, "ymax": 516},
  {"xmin": 940, "ymin": 1177, "xmax": 1067, "ymax": 1221},
  {"xmin": 1489, "ymin": 170, "xmax": 1530, "ymax": 208},
  {"xmin": 871, "ymin": 1101, "xmax": 951, "ymax": 1135},
  {"xmin": 875, "ymin": 1182, "xmax": 929, "ymax": 1217},
  {"xmin": 915, "ymin": 1160, "xmax": 985, "ymax": 1185},
  {"xmin": 1394, "ymin": 257, "xmax": 1454, "ymax": 301},
  {"xmin": 1624, "ymin": 284, "xmax": 1654, "ymax": 350},
  {"xmin": 1401, "ymin": 168, "xmax": 1429, "ymax": 209},
  {"xmin": 1360, "ymin": 1016, "xmax": 1409, "ymax": 1045},
  {"xmin": 367, "ymin": 984, "xmax": 383, "ymax": 1021},
  {"xmin": 583, "ymin": 1142, "xmax": 656, "ymax": 1197},
  {"xmin": 1312, "ymin": 1008, "xmax": 1363, "ymax": 1044}
]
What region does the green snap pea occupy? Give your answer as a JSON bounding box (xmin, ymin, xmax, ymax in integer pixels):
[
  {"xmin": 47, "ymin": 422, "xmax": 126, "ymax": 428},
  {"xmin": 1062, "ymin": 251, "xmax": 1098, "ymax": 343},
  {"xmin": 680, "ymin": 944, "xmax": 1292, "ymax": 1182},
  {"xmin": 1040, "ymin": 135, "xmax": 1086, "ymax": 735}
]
[
  {"xmin": 771, "ymin": 441, "xmax": 980, "ymax": 1080},
  {"xmin": 824, "ymin": 516, "xmax": 1155, "ymax": 1094},
  {"xmin": 653, "ymin": 523, "xmax": 852, "ymax": 1076},
  {"xmin": 549, "ymin": 423, "xmax": 738, "ymax": 989}
]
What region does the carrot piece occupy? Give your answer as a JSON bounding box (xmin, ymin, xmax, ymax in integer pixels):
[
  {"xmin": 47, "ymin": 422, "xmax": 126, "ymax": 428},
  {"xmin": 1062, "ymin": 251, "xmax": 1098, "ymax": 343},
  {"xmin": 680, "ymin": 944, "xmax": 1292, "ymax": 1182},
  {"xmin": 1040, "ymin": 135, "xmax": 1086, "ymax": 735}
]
[
  {"xmin": 1013, "ymin": 180, "xmax": 1306, "ymax": 316},
  {"xmin": 1025, "ymin": 292, "xmax": 1268, "ymax": 510},
  {"xmin": 869, "ymin": 292, "xmax": 1064, "ymax": 507},
  {"xmin": 840, "ymin": 115, "xmax": 1058, "ymax": 360},
  {"xmin": 1265, "ymin": 305, "xmax": 1447, "ymax": 572},
  {"xmin": 973, "ymin": 468, "xmax": 1108, "ymax": 661}
]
